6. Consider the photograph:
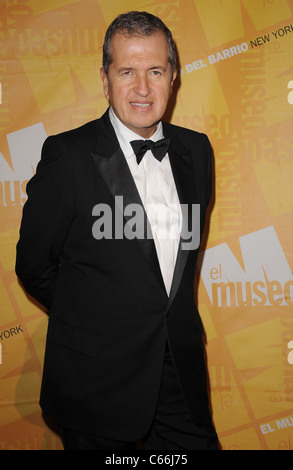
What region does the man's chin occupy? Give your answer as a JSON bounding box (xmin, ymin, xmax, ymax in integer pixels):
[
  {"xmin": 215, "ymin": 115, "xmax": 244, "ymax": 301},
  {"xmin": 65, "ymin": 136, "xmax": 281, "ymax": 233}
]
[{"xmin": 127, "ymin": 121, "xmax": 160, "ymax": 138}]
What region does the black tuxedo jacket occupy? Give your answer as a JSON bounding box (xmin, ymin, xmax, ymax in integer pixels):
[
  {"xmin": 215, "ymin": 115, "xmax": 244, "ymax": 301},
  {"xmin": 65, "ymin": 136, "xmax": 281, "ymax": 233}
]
[{"xmin": 16, "ymin": 109, "xmax": 212, "ymax": 441}]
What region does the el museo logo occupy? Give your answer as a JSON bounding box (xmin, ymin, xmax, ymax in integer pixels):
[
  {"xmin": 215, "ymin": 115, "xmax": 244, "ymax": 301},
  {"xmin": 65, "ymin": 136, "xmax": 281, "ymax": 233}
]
[
  {"xmin": 200, "ymin": 226, "xmax": 293, "ymax": 308},
  {"xmin": 0, "ymin": 123, "xmax": 46, "ymax": 207}
]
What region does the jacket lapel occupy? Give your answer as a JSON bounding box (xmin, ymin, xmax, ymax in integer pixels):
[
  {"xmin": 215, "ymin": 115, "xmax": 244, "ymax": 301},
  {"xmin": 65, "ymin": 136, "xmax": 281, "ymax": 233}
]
[
  {"xmin": 91, "ymin": 111, "xmax": 166, "ymax": 291},
  {"xmin": 90, "ymin": 111, "xmax": 197, "ymax": 306},
  {"xmin": 163, "ymin": 124, "xmax": 197, "ymax": 310}
]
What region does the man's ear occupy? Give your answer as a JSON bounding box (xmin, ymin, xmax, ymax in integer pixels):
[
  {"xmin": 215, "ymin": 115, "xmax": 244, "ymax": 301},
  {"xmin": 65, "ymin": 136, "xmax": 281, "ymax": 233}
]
[
  {"xmin": 170, "ymin": 69, "xmax": 177, "ymax": 89},
  {"xmin": 100, "ymin": 67, "xmax": 109, "ymax": 100}
]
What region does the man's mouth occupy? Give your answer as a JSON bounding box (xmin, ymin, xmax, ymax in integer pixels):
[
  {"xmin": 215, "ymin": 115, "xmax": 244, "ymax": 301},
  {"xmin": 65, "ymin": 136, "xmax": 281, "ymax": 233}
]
[{"xmin": 130, "ymin": 102, "xmax": 152, "ymax": 109}]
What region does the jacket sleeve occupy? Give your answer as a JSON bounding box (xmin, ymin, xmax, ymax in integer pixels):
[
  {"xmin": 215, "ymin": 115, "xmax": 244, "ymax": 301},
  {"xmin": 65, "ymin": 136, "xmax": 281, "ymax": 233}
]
[
  {"xmin": 204, "ymin": 133, "xmax": 213, "ymax": 207},
  {"xmin": 15, "ymin": 134, "xmax": 74, "ymax": 311}
]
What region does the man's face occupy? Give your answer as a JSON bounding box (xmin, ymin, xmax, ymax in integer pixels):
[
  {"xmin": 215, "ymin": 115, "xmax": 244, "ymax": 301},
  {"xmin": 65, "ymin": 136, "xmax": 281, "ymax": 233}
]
[{"xmin": 100, "ymin": 31, "xmax": 177, "ymax": 139}]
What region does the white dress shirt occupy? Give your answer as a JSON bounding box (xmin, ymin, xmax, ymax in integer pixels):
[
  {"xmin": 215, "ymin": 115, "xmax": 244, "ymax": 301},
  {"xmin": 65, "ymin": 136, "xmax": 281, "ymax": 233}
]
[{"xmin": 109, "ymin": 107, "xmax": 182, "ymax": 295}]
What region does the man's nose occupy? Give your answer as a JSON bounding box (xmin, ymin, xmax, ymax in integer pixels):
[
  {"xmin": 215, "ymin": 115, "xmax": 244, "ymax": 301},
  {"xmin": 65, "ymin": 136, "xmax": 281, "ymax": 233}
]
[{"xmin": 134, "ymin": 76, "xmax": 150, "ymax": 96}]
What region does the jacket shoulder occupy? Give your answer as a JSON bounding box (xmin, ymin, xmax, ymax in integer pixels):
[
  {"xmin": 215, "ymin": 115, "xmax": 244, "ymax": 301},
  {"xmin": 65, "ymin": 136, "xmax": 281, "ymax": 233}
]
[
  {"xmin": 47, "ymin": 119, "xmax": 99, "ymax": 145},
  {"xmin": 163, "ymin": 122, "xmax": 211, "ymax": 157},
  {"xmin": 163, "ymin": 121, "xmax": 209, "ymax": 145},
  {"xmin": 163, "ymin": 121, "xmax": 205, "ymax": 136},
  {"xmin": 44, "ymin": 110, "xmax": 115, "ymax": 155}
]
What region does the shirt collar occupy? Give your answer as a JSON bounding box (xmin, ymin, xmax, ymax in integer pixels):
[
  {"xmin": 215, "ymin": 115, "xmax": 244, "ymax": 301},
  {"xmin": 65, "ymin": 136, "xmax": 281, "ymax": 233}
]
[{"xmin": 109, "ymin": 107, "xmax": 164, "ymax": 159}]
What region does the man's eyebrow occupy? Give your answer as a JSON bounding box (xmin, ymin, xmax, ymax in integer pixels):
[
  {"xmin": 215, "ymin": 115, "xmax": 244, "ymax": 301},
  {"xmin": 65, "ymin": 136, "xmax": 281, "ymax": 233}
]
[
  {"xmin": 117, "ymin": 65, "xmax": 167, "ymax": 73},
  {"xmin": 149, "ymin": 65, "xmax": 167, "ymax": 71},
  {"xmin": 117, "ymin": 67, "xmax": 134, "ymax": 73}
]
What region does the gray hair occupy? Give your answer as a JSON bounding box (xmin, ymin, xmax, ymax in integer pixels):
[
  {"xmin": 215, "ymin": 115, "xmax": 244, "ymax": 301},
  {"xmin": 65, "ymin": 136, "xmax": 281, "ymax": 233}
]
[{"xmin": 102, "ymin": 11, "xmax": 177, "ymax": 75}]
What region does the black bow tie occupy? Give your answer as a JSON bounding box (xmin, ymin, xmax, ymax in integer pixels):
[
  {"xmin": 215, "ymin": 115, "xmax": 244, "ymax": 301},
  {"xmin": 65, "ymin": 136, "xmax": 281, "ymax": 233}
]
[{"xmin": 130, "ymin": 138, "xmax": 171, "ymax": 164}]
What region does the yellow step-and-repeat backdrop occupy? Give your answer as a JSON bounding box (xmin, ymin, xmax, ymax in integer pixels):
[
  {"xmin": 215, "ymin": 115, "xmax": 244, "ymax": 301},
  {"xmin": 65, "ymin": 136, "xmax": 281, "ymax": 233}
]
[{"xmin": 1, "ymin": 0, "xmax": 293, "ymax": 450}]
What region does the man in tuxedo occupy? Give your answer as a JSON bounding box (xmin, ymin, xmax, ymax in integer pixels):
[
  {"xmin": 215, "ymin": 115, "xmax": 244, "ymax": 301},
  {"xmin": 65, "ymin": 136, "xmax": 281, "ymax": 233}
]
[{"xmin": 16, "ymin": 11, "xmax": 218, "ymax": 450}]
